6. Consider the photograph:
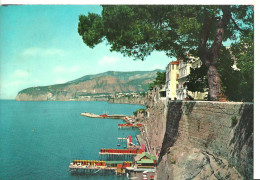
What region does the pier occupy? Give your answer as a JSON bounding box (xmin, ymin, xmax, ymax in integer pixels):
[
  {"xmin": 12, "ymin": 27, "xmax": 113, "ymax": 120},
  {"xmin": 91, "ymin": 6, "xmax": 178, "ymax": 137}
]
[
  {"xmin": 99, "ymin": 149, "xmax": 138, "ymax": 155},
  {"xmin": 81, "ymin": 113, "xmax": 127, "ymax": 120},
  {"xmin": 118, "ymin": 123, "xmax": 143, "ymax": 128},
  {"xmin": 69, "ymin": 160, "xmax": 133, "ymax": 175}
]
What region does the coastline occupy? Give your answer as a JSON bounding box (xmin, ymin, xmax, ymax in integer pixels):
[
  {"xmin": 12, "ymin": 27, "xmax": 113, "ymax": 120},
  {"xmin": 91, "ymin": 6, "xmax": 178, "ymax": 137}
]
[{"xmin": 16, "ymin": 96, "xmax": 147, "ymax": 106}]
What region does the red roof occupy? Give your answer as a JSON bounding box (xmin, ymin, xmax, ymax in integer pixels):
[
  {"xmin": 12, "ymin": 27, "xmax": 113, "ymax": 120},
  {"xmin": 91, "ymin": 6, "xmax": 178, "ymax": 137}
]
[{"xmin": 171, "ymin": 60, "xmax": 179, "ymax": 65}]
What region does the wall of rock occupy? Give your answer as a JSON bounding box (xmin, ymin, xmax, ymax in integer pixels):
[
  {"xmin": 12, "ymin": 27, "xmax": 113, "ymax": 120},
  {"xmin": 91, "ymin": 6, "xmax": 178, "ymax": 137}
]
[
  {"xmin": 154, "ymin": 101, "xmax": 253, "ymax": 180},
  {"xmin": 141, "ymin": 95, "xmax": 253, "ymax": 180}
]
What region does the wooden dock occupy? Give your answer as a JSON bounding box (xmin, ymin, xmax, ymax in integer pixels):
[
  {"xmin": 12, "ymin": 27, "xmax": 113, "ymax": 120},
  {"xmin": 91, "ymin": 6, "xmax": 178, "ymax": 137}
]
[
  {"xmin": 69, "ymin": 160, "xmax": 133, "ymax": 176},
  {"xmin": 99, "ymin": 152, "xmax": 137, "ymax": 155},
  {"xmin": 81, "ymin": 113, "xmax": 127, "ymax": 120},
  {"xmin": 118, "ymin": 123, "xmax": 143, "ymax": 128},
  {"xmin": 69, "ymin": 164, "xmax": 117, "ymax": 175},
  {"xmin": 69, "ymin": 164, "xmax": 116, "ymax": 170}
]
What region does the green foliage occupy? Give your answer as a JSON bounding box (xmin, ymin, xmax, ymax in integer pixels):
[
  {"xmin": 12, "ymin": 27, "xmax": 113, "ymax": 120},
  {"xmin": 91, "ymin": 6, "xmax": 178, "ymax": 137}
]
[
  {"xmin": 138, "ymin": 109, "xmax": 146, "ymax": 113},
  {"xmin": 78, "ymin": 5, "xmax": 204, "ymax": 60},
  {"xmin": 231, "ymin": 116, "xmax": 238, "ymax": 127},
  {"xmin": 78, "ymin": 5, "xmax": 253, "ymax": 101},
  {"xmin": 186, "ymin": 45, "xmax": 253, "ymax": 102},
  {"xmin": 133, "ymin": 108, "xmax": 146, "ymax": 116},
  {"xmin": 217, "ymin": 47, "xmax": 241, "ymax": 101},
  {"xmin": 230, "ymin": 31, "xmax": 254, "ymax": 102},
  {"xmin": 149, "ymin": 71, "xmax": 166, "ymax": 89},
  {"xmin": 78, "ymin": 13, "xmax": 104, "ymax": 48},
  {"xmin": 79, "ymin": 5, "xmax": 253, "ymax": 60},
  {"xmin": 186, "ymin": 64, "xmax": 208, "ymax": 93}
]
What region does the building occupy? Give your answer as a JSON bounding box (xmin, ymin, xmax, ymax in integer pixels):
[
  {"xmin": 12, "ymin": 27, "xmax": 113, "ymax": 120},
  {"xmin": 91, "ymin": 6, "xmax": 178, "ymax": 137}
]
[
  {"xmin": 166, "ymin": 60, "xmax": 179, "ymax": 100},
  {"xmin": 136, "ymin": 152, "xmax": 156, "ymax": 168},
  {"xmin": 177, "ymin": 59, "xmax": 191, "ymax": 100},
  {"xmin": 177, "ymin": 56, "xmax": 207, "ymax": 100}
]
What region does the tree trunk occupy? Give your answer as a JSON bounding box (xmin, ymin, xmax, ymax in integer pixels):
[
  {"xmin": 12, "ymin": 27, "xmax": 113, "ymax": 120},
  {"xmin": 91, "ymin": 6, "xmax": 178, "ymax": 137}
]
[
  {"xmin": 207, "ymin": 65, "xmax": 221, "ymax": 101},
  {"xmin": 199, "ymin": 6, "xmax": 231, "ymax": 101}
]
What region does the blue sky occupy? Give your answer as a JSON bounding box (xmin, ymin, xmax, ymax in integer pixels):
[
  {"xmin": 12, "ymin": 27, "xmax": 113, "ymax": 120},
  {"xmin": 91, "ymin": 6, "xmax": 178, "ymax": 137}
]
[{"xmin": 0, "ymin": 5, "xmax": 175, "ymax": 99}]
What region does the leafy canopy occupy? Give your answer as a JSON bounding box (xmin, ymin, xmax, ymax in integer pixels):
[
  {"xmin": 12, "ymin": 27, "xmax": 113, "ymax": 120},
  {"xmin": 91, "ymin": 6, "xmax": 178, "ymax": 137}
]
[
  {"xmin": 149, "ymin": 71, "xmax": 166, "ymax": 89},
  {"xmin": 79, "ymin": 5, "xmax": 253, "ymax": 60}
]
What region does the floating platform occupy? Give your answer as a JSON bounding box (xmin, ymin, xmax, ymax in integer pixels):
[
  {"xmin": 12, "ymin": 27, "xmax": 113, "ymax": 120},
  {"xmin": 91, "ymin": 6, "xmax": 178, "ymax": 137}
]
[
  {"xmin": 69, "ymin": 160, "xmax": 133, "ymax": 175},
  {"xmin": 99, "ymin": 149, "xmax": 138, "ymax": 155},
  {"xmin": 118, "ymin": 123, "xmax": 143, "ymax": 128},
  {"xmin": 81, "ymin": 113, "xmax": 127, "ymax": 120},
  {"xmin": 99, "ymin": 148, "xmax": 144, "ymax": 155}
]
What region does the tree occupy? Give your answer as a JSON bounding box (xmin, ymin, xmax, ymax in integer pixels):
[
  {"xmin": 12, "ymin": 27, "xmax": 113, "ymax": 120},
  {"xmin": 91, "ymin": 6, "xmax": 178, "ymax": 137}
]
[
  {"xmin": 149, "ymin": 71, "xmax": 166, "ymax": 89},
  {"xmin": 186, "ymin": 44, "xmax": 253, "ymax": 102},
  {"xmin": 185, "ymin": 63, "xmax": 208, "ymax": 93},
  {"xmin": 78, "ymin": 5, "xmax": 253, "ymax": 100},
  {"xmin": 230, "ymin": 31, "xmax": 254, "ymax": 101}
]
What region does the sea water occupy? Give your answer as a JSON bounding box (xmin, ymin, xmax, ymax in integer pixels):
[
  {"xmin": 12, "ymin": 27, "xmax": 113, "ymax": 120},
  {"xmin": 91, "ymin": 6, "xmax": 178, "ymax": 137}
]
[{"xmin": 0, "ymin": 100, "xmax": 144, "ymax": 180}]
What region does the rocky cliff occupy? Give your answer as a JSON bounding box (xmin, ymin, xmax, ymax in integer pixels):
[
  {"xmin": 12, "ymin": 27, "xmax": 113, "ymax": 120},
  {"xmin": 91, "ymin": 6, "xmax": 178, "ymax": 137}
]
[
  {"xmin": 141, "ymin": 89, "xmax": 253, "ymax": 180},
  {"xmin": 16, "ymin": 70, "xmax": 161, "ymax": 101}
]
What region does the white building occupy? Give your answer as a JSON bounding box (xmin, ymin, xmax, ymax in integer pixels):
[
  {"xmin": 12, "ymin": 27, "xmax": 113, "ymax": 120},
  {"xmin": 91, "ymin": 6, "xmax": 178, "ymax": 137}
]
[
  {"xmin": 166, "ymin": 60, "xmax": 179, "ymax": 100},
  {"xmin": 177, "ymin": 57, "xmax": 206, "ymax": 100}
]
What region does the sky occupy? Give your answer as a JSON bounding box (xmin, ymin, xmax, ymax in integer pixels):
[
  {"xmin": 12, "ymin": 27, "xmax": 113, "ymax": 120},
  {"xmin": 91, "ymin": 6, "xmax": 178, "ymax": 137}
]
[{"xmin": 0, "ymin": 5, "xmax": 175, "ymax": 99}]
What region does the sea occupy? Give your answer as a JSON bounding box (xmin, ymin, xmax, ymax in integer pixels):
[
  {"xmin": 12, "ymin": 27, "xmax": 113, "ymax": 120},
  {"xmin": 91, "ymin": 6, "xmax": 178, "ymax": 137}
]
[{"xmin": 0, "ymin": 100, "xmax": 144, "ymax": 180}]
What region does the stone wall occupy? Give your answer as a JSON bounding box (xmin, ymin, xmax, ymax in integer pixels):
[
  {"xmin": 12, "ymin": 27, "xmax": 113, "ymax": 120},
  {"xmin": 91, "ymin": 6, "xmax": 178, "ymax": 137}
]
[{"xmin": 155, "ymin": 101, "xmax": 253, "ymax": 180}]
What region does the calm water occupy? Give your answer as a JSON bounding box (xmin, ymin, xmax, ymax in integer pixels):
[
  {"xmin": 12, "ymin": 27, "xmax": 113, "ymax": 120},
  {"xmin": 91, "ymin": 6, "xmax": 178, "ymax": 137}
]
[{"xmin": 0, "ymin": 100, "xmax": 144, "ymax": 180}]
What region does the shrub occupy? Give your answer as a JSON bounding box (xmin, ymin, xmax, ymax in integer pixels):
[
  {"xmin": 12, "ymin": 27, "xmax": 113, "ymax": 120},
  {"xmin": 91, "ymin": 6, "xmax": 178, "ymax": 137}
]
[{"xmin": 171, "ymin": 157, "xmax": 176, "ymax": 164}]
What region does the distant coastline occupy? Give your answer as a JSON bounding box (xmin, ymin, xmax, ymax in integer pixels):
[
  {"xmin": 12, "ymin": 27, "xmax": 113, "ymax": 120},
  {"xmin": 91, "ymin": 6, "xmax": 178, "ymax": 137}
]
[
  {"xmin": 15, "ymin": 95, "xmax": 147, "ymax": 106},
  {"xmin": 15, "ymin": 70, "xmax": 161, "ymax": 103}
]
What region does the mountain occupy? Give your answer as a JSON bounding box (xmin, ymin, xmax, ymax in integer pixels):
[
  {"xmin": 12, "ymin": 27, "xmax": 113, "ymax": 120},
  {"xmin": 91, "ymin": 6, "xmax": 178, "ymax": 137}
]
[{"xmin": 16, "ymin": 70, "xmax": 162, "ymax": 101}]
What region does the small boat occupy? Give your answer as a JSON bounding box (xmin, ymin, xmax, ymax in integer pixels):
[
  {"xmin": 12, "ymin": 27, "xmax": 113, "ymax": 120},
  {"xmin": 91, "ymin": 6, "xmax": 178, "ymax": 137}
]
[{"xmin": 117, "ymin": 144, "xmax": 121, "ymax": 146}]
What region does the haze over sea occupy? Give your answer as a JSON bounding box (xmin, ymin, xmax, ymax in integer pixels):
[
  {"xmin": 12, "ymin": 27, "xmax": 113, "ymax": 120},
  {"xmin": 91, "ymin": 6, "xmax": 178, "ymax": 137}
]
[{"xmin": 0, "ymin": 100, "xmax": 144, "ymax": 180}]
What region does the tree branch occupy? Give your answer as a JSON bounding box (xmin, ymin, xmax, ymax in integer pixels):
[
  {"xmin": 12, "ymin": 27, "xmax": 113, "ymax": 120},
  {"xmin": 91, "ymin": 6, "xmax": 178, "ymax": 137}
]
[
  {"xmin": 231, "ymin": 16, "xmax": 247, "ymax": 33},
  {"xmin": 209, "ymin": 6, "xmax": 232, "ymax": 65},
  {"xmin": 198, "ymin": 15, "xmax": 212, "ymax": 66}
]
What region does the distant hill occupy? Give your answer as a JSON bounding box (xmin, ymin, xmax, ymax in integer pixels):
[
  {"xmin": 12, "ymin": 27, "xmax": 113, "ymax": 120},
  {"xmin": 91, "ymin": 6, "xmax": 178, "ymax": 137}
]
[{"xmin": 16, "ymin": 70, "xmax": 162, "ymax": 101}]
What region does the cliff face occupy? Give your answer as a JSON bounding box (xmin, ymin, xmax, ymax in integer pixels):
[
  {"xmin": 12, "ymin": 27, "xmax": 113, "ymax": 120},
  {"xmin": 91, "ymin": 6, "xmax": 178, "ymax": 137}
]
[
  {"xmin": 16, "ymin": 70, "xmax": 160, "ymax": 101},
  {"xmin": 142, "ymin": 91, "xmax": 253, "ymax": 180}
]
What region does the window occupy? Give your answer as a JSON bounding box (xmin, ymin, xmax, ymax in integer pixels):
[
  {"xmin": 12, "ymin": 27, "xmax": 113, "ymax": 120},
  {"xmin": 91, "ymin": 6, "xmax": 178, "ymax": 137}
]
[{"xmin": 172, "ymin": 65, "xmax": 174, "ymax": 70}]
